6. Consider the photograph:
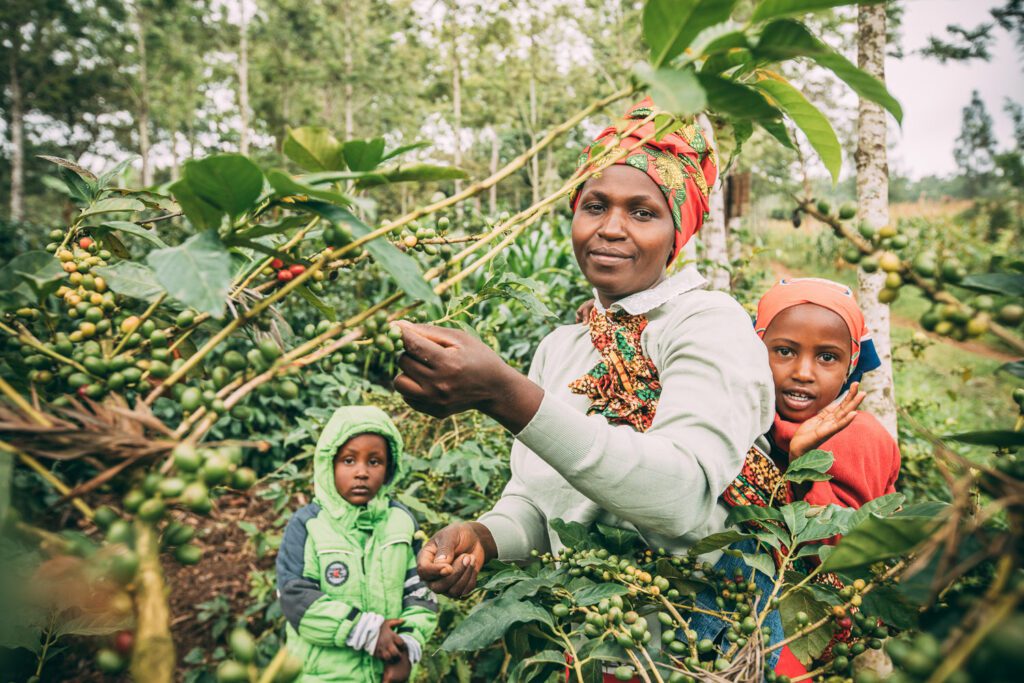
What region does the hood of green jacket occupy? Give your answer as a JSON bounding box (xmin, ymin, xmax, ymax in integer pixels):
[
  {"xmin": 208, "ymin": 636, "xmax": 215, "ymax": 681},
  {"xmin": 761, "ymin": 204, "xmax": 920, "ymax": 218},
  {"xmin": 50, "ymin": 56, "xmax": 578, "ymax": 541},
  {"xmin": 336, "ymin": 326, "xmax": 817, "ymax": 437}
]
[{"xmin": 313, "ymin": 406, "xmax": 405, "ymax": 529}]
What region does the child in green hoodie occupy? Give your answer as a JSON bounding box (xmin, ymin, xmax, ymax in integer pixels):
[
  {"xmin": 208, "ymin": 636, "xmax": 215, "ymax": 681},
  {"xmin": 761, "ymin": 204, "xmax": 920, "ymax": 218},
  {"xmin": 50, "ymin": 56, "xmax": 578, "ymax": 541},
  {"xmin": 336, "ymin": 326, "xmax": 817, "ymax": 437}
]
[{"xmin": 276, "ymin": 406, "xmax": 438, "ymax": 683}]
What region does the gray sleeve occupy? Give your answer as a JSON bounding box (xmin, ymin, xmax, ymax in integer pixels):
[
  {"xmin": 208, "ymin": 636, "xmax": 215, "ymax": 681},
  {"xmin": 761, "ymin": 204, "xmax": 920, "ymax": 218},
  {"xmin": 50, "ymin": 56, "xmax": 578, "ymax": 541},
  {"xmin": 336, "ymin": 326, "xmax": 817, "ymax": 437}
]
[
  {"xmin": 477, "ymin": 334, "xmax": 553, "ymax": 561},
  {"xmin": 514, "ymin": 298, "xmax": 774, "ymax": 539}
]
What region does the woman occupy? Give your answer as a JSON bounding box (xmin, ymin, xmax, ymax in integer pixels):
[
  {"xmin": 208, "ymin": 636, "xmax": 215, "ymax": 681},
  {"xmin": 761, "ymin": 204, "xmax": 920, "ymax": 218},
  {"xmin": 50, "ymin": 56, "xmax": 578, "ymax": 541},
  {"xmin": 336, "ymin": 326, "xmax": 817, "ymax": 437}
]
[{"xmin": 394, "ymin": 99, "xmax": 774, "ymax": 609}]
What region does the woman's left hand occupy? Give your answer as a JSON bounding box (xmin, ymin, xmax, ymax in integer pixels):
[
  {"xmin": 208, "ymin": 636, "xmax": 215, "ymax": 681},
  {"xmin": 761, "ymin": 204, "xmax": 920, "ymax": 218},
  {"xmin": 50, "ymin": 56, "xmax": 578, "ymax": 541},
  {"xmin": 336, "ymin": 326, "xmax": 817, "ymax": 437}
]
[{"xmin": 393, "ymin": 322, "xmax": 543, "ymax": 432}]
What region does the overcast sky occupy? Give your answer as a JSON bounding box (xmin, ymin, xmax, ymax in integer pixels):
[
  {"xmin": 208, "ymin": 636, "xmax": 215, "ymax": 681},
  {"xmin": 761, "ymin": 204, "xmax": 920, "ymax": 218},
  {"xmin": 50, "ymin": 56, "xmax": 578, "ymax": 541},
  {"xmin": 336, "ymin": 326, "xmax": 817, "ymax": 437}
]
[{"xmin": 889, "ymin": 0, "xmax": 1023, "ymax": 178}]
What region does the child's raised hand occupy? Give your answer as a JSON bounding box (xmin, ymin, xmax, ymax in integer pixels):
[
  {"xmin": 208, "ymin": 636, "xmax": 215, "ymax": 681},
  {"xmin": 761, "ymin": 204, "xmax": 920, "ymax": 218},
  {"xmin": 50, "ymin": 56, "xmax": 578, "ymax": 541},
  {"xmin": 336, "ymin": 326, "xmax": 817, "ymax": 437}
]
[
  {"xmin": 576, "ymin": 299, "xmax": 595, "ymax": 323},
  {"xmin": 382, "ymin": 649, "xmax": 412, "ymax": 683},
  {"xmin": 373, "ymin": 618, "xmax": 406, "ymax": 662},
  {"xmin": 788, "ymin": 382, "xmax": 865, "ymax": 460}
]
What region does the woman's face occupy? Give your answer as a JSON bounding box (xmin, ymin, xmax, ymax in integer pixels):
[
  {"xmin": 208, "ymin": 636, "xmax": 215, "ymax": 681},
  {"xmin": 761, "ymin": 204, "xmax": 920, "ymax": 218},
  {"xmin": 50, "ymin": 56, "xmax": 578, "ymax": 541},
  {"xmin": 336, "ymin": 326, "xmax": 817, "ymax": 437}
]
[{"xmin": 571, "ymin": 165, "xmax": 676, "ymax": 307}]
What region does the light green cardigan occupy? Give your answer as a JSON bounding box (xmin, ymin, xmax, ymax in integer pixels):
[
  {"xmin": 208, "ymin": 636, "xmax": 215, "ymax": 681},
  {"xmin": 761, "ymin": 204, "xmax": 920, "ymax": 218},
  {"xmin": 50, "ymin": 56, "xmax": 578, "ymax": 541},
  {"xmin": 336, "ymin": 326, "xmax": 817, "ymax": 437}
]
[{"xmin": 478, "ymin": 268, "xmax": 775, "ymax": 561}]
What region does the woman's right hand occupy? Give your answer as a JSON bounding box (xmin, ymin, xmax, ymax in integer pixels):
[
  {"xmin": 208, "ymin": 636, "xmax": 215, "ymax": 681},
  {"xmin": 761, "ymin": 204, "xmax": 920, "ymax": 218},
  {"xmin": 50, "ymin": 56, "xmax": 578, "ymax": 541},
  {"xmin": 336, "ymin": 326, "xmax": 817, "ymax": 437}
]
[{"xmin": 416, "ymin": 522, "xmax": 497, "ymax": 598}]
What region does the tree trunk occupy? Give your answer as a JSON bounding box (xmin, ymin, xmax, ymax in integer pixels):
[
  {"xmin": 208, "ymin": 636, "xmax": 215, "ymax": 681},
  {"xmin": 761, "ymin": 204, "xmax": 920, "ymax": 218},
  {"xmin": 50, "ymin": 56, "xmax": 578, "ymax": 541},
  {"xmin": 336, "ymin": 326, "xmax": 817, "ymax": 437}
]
[
  {"xmin": 699, "ymin": 113, "xmax": 729, "ymax": 291},
  {"xmin": 451, "ymin": 35, "xmax": 463, "ymax": 199},
  {"xmin": 489, "ymin": 131, "xmax": 499, "ymax": 215},
  {"xmin": 528, "ymin": 74, "xmax": 540, "ymax": 206},
  {"xmin": 134, "ymin": 10, "xmax": 153, "ymax": 186},
  {"xmin": 8, "ymin": 52, "xmax": 24, "ymax": 222},
  {"xmin": 703, "ymin": 177, "xmax": 730, "ymax": 291},
  {"xmin": 343, "ymin": 9, "xmax": 354, "ymax": 140},
  {"xmin": 856, "ymin": 3, "xmax": 898, "ymax": 437},
  {"xmin": 238, "ymin": 0, "xmax": 250, "ymax": 155}
]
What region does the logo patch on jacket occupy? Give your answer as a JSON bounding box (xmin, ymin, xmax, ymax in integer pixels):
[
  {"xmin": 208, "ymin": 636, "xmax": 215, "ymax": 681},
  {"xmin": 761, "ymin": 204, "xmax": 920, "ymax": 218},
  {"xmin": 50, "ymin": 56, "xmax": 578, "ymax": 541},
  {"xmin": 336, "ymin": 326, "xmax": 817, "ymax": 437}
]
[{"xmin": 325, "ymin": 561, "xmax": 349, "ymax": 586}]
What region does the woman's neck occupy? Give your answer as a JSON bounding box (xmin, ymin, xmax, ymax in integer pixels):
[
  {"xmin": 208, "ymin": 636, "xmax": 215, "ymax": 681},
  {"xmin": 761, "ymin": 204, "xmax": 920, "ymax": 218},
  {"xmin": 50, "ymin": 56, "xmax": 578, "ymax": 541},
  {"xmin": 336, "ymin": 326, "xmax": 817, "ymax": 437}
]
[{"xmin": 596, "ymin": 273, "xmax": 668, "ymax": 309}]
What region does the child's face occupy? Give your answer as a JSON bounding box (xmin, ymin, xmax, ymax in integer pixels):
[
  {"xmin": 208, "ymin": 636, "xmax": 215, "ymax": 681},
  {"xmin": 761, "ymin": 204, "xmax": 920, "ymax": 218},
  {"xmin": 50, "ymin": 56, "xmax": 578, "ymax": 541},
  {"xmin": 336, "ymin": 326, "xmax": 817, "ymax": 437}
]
[
  {"xmin": 762, "ymin": 303, "xmax": 852, "ymax": 422},
  {"xmin": 333, "ymin": 433, "xmax": 389, "ymax": 506}
]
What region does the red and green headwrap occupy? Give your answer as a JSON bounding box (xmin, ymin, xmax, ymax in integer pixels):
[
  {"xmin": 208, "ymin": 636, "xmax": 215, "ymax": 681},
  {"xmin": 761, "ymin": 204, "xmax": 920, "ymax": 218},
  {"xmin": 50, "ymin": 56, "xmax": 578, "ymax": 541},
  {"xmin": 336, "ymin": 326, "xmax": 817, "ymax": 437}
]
[{"xmin": 569, "ymin": 97, "xmax": 718, "ymax": 263}]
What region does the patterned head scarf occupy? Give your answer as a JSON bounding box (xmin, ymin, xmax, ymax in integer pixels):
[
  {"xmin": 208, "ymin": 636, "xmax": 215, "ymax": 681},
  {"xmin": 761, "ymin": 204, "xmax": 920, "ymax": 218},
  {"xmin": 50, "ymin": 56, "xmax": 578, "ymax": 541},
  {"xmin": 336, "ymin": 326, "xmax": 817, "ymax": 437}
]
[
  {"xmin": 754, "ymin": 278, "xmax": 881, "ymax": 387},
  {"xmin": 569, "ymin": 97, "xmax": 718, "ymax": 263}
]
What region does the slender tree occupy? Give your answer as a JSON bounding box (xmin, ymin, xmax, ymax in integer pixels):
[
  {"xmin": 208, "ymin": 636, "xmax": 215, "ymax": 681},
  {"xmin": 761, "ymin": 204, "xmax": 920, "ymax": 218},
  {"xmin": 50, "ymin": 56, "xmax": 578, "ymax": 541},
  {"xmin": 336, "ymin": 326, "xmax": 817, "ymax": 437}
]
[{"xmin": 856, "ymin": 3, "xmax": 898, "ymax": 437}]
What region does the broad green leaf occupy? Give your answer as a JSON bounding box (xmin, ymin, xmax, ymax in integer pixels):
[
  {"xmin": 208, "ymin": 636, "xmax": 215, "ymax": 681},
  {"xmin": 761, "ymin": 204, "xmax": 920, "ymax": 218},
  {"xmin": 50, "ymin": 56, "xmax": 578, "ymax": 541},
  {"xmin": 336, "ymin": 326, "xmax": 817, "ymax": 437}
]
[
  {"xmin": 785, "ymin": 449, "xmax": 834, "ymax": 477},
  {"xmin": 726, "ymin": 504, "xmax": 784, "ymax": 525},
  {"xmin": 98, "ymin": 221, "xmax": 167, "ymax": 248},
  {"xmin": 779, "ymin": 586, "xmax": 831, "ymax": 664},
  {"xmin": 945, "ymin": 430, "xmax": 1024, "ymax": 447},
  {"xmin": 7, "ymin": 251, "xmax": 65, "ymax": 294},
  {"xmin": 266, "ymin": 170, "xmax": 352, "ymax": 206},
  {"xmin": 858, "ymin": 584, "xmax": 919, "ymax": 630},
  {"xmin": 958, "ymin": 273, "xmax": 1024, "ymax": 296},
  {"xmin": 688, "ymin": 530, "xmax": 754, "ymax": 556},
  {"xmin": 183, "ymin": 154, "xmax": 264, "ymax": 218},
  {"xmin": 342, "ymin": 137, "xmax": 386, "ymax": 172},
  {"xmin": 355, "ymin": 164, "xmax": 468, "ymax": 189},
  {"xmin": 295, "ymin": 284, "xmax": 337, "ymax": 322},
  {"xmin": 80, "ymin": 196, "xmax": 145, "ymax": 218},
  {"xmin": 754, "ymin": 75, "xmax": 842, "ymax": 182},
  {"xmin": 643, "ymin": 0, "xmax": 739, "ymax": 67},
  {"xmin": 97, "ymin": 156, "xmax": 137, "ymax": 189},
  {"xmin": 752, "ymin": 0, "xmax": 883, "ymax": 23},
  {"xmin": 380, "ymin": 141, "xmax": 431, "ymax": 163},
  {"xmin": 819, "ymin": 493, "xmax": 906, "ymax": 538},
  {"xmin": 147, "ymin": 230, "xmax": 232, "ymax": 318},
  {"xmin": 481, "ymin": 564, "xmax": 531, "ymax": 592},
  {"xmin": 504, "ymin": 574, "xmax": 561, "ymax": 601},
  {"xmin": 740, "ymin": 552, "xmax": 776, "ymax": 578},
  {"xmin": 996, "ymin": 360, "xmax": 1024, "ymax": 379},
  {"xmin": 633, "ymin": 63, "xmax": 707, "ymax": 116},
  {"xmin": 752, "ymin": 19, "xmax": 902, "ymax": 123},
  {"xmin": 0, "ymin": 252, "xmax": 60, "ymax": 310},
  {"xmin": 701, "ymin": 48, "xmax": 755, "ymax": 74},
  {"xmin": 572, "ymin": 582, "xmax": 629, "ymax": 606},
  {"xmin": 760, "ymin": 119, "xmax": 796, "ymax": 149},
  {"xmin": 498, "ymin": 276, "xmax": 559, "ymax": 323},
  {"xmin": 815, "ymin": 51, "xmax": 903, "ymax": 123},
  {"xmin": 58, "ymin": 167, "xmax": 94, "ymax": 203},
  {"xmin": 93, "ymin": 262, "xmax": 165, "ymax": 302},
  {"xmin": 441, "ymin": 596, "xmax": 552, "ymax": 651},
  {"xmin": 170, "ymin": 178, "xmax": 224, "ymax": 231},
  {"xmin": 595, "ymin": 522, "xmax": 641, "ymax": 555},
  {"xmin": 300, "ymin": 201, "xmax": 441, "ymax": 311},
  {"xmin": 549, "ymin": 518, "xmax": 594, "ymax": 550},
  {"xmin": 38, "ymin": 154, "xmax": 97, "ymax": 180},
  {"xmin": 693, "ymin": 28, "xmax": 750, "ymax": 57},
  {"xmin": 753, "ymin": 18, "xmax": 827, "ymax": 61},
  {"xmin": 697, "ymin": 74, "xmax": 781, "ymax": 120},
  {"xmin": 822, "ymin": 513, "xmax": 939, "ymax": 572},
  {"xmin": 508, "ymin": 650, "xmax": 567, "ymax": 683},
  {"xmin": 283, "ymin": 126, "xmax": 345, "ymax": 172},
  {"xmin": 55, "ymin": 612, "xmax": 131, "ymax": 637}
]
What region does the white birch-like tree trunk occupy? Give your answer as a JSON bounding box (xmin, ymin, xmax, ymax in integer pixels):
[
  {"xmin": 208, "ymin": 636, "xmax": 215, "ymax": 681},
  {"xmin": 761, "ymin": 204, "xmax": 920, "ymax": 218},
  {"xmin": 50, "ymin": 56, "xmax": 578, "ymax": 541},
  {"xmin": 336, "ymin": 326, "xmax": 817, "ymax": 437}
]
[
  {"xmin": 9, "ymin": 52, "xmax": 24, "ymax": 222},
  {"xmin": 699, "ymin": 114, "xmax": 729, "ymax": 291},
  {"xmin": 856, "ymin": 4, "xmax": 898, "ymax": 437},
  {"xmin": 452, "ymin": 36, "xmax": 462, "ymax": 198},
  {"xmin": 703, "ymin": 178, "xmax": 730, "ymax": 291},
  {"xmin": 238, "ymin": 0, "xmax": 250, "ymax": 155},
  {"xmin": 133, "ymin": 9, "xmax": 153, "ymax": 186},
  {"xmin": 489, "ymin": 130, "xmax": 499, "ymax": 215}
]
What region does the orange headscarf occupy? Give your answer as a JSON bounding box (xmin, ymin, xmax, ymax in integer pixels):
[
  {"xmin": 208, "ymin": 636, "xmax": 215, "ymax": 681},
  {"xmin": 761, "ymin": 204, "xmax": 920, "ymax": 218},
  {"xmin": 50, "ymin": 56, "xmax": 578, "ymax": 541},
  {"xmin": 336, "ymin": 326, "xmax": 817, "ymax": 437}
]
[
  {"xmin": 569, "ymin": 97, "xmax": 718, "ymax": 263},
  {"xmin": 754, "ymin": 277, "xmax": 877, "ymax": 379}
]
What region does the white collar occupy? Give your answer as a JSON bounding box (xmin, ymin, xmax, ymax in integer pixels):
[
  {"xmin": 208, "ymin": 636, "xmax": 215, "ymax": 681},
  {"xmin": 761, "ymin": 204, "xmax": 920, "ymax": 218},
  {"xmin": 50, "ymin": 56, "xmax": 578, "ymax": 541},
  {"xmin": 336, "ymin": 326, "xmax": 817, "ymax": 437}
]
[{"xmin": 593, "ymin": 266, "xmax": 708, "ymax": 316}]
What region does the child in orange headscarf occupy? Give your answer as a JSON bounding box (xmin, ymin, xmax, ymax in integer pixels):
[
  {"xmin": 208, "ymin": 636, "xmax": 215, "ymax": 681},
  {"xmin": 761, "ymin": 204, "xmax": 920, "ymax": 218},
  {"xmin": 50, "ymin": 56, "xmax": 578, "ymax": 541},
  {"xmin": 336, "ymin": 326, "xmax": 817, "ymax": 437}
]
[
  {"xmin": 754, "ymin": 278, "xmax": 901, "ymax": 679},
  {"xmin": 754, "ymin": 277, "xmax": 900, "ymax": 512}
]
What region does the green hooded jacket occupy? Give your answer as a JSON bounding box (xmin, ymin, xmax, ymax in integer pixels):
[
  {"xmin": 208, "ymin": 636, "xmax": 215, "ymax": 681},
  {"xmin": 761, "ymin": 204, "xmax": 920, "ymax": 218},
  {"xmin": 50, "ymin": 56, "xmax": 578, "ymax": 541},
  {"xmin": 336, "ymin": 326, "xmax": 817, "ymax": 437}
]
[{"xmin": 276, "ymin": 406, "xmax": 438, "ymax": 683}]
